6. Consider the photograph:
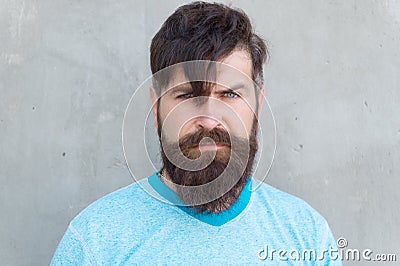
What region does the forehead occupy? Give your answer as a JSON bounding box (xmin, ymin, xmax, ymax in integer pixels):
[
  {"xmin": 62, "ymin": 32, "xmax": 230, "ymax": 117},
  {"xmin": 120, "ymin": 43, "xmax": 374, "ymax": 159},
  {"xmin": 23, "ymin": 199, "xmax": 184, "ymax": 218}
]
[
  {"xmin": 160, "ymin": 49, "xmax": 253, "ymax": 93},
  {"xmin": 220, "ymin": 49, "xmax": 252, "ymax": 77}
]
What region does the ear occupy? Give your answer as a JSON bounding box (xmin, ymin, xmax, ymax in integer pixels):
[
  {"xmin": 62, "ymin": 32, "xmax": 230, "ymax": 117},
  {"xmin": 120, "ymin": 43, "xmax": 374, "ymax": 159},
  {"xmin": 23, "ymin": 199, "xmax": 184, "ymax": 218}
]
[
  {"xmin": 149, "ymin": 86, "xmax": 159, "ymax": 129},
  {"xmin": 257, "ymin": 87, "xmax": 265, "ymax": 118}
]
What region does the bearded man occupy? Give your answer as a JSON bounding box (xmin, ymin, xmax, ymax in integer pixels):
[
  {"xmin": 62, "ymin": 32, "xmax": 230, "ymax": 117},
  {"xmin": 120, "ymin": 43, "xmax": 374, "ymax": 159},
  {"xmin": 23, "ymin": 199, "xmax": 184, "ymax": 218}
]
[{"xmin": 52, "ymin": 2, "xmax": 341, "ymax": 264}]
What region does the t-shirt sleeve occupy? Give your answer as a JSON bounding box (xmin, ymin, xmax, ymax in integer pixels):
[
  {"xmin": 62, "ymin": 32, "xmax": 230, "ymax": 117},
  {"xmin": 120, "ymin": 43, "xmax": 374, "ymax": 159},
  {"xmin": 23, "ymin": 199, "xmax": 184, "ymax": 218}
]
[{"xmin": 50, "ymin": 224, "xmax": 96, "ymax": 266}]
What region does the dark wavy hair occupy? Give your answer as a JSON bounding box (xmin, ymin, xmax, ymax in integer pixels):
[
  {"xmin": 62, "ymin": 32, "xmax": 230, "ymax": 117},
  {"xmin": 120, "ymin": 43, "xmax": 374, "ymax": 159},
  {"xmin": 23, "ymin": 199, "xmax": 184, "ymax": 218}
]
[{"xmin": 150, "ymin": 1, "xmax": 268, "ymax": 95}]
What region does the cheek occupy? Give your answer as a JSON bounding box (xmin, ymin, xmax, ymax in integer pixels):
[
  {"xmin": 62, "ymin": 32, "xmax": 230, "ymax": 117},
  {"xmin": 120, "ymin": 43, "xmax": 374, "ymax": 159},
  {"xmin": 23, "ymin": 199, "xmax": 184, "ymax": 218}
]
[
  {"xmin": 235, "ymin": 112, "xmax": 255, "ymax": 137},
  {"xmin": 224, "ymin": 101, "xmax": 256, "ymax": 138},
  {"xmin": 158, "ymin": 103, "xmax": 189, "ymax": 141}
]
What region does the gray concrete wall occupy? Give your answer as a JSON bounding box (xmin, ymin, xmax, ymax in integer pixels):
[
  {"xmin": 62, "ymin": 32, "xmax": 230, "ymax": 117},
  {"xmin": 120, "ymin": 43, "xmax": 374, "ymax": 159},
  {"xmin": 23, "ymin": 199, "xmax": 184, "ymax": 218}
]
[{"xmin": 1, "ymin": 0, "xmax": 399, "ymax": 265}]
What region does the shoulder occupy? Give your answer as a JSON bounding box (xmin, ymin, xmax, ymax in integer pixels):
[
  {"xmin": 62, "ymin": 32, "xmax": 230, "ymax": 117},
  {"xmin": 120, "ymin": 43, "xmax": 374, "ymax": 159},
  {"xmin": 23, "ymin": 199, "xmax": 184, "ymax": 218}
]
[
  {"xmin": 53, "ymin": 176, "xmax": 183, "ymax": 264},
  {"xmin": 75, "ymin": 180, "xmax": 143, "ymax": 216},
  {"xmin": 69, "ymin": 178, "xmax": 157, "ymax": 235},
  {"xmin": 251, "ymin": 179, "xmax": 330, "ymax": 235},
  {"xmin": 253, "ymin": 179, "xmax": 324, "ymax": 214},
  {"xmin": 250, "ymin": 179, "xmax": 340, "ymax": 263},
  {"xmin": 52, "ymin": 180, "xmax": 151, "ymax": 264}
]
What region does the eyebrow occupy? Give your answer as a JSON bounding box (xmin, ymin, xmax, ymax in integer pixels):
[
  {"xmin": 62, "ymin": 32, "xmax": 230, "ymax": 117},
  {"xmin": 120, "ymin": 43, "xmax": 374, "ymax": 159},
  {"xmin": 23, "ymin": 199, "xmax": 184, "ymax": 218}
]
[
  {"xmin": 221, "ymin": 82, "xmax": 250, "ymax": 91},
  {"xmin": 167, "ymin": 83, "xmax": 193, "ymax": 95},
  {"xmin": 165, "ymin": 81, "xmax": 250, "ymax": 95}
]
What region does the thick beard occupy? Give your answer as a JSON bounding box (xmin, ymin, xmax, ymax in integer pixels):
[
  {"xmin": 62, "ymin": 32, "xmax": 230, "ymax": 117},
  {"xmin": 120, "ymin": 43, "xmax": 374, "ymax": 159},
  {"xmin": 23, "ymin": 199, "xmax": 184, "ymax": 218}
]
[{"xmin": 159, "ymin": 119, "xmax": 258, "ymax": 214}]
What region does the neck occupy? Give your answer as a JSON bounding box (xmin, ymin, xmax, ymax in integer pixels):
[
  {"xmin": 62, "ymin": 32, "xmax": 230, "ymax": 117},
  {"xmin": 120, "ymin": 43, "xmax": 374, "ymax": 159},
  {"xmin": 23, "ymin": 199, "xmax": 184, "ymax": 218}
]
[{"xmin": 158, "ymin": 169, "xmax": 176, "ymax": 192}]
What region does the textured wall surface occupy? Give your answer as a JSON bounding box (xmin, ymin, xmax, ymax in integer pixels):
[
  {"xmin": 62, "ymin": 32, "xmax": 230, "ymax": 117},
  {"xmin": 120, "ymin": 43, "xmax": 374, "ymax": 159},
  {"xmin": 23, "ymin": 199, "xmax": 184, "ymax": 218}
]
[{"xmin": 0, "ymin": 1, "xmax": 399, "ymax": 265}]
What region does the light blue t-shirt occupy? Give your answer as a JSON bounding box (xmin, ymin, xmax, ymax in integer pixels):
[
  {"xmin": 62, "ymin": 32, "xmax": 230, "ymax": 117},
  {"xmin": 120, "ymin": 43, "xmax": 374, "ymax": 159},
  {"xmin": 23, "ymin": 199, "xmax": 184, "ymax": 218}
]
[{"xmin": 51, "ymin": 173, "xmax": 342, "ymax": 265}]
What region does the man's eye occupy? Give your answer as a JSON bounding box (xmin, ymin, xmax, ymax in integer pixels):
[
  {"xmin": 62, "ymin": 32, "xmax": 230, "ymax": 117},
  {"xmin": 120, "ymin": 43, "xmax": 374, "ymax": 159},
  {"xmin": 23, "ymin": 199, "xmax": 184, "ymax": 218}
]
[
  {"xmin": 224, "ymin": 91, "xmax": 239, "ymax": 98},
  {"xmin": 177, "ymin": 93, "xmax": 194, "ymax": 99}
]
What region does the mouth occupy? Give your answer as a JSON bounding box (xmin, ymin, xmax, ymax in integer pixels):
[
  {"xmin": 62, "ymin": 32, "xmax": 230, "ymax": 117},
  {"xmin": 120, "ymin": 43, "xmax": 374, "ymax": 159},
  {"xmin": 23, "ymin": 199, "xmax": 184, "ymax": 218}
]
[{"xmin": 196, "ymin": 143, "xmax": 229, "ymax": 151}]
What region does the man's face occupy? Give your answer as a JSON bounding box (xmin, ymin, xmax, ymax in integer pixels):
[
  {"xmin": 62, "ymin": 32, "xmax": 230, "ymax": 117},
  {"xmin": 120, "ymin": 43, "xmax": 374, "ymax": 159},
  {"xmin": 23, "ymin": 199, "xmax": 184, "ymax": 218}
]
[
  {"xmin": 150, "ymin": 49, "xmax": 264, "ymax": 213},
  {"xmin": 155, "ymin": 49, "xmax": 262, "ymax": 143}
]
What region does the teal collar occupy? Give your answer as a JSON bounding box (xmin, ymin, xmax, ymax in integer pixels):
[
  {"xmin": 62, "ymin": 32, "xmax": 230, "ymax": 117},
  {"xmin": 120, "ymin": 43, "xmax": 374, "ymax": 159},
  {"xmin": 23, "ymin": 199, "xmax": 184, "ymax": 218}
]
[{"xmin": 148, "ymin": 172, "xmax": 252, "ymax": 226}]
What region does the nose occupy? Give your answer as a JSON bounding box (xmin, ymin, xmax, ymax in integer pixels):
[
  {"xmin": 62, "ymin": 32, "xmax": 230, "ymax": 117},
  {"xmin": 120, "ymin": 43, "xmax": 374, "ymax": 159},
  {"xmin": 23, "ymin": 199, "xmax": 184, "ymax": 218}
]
[
  {"xmin": 194, "ymin": 115, "xmax": 221, "ymax": 130},
  {"xmin": 193, "ymin": 97, "xmax": 223, "ymax": 130}
]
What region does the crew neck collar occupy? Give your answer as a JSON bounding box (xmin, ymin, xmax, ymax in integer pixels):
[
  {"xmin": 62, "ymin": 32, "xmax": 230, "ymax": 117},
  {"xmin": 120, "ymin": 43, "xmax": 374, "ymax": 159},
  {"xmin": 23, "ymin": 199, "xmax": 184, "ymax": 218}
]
[{"xmin": 148, "ymin": 172, "xmax": 252, "ymax": 226}]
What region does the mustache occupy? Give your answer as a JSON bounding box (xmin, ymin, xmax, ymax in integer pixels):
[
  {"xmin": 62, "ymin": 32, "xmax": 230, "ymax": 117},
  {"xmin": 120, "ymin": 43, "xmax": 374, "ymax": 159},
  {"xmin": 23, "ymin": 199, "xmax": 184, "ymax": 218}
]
[{"xmin": 178, "ymin": 127, "xmax": 231, "ymax": 149}]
